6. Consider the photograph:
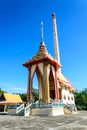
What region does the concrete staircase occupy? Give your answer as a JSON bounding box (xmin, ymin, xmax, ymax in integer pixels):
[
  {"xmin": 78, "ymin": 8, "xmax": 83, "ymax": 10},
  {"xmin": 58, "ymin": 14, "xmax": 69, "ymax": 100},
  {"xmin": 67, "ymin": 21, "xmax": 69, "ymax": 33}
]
[
  {"xmin": 31, "ymin": 103, "xmax": 52, "ymax": 116},
  {"xmin": 15, "ymin": 100, "xmax": 77, "ymax": 116}
]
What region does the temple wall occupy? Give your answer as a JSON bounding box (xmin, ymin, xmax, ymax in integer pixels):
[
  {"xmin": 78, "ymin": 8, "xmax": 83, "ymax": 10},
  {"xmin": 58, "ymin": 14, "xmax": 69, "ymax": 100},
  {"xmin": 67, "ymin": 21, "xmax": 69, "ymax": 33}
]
[
  {"xmin": 69, "ymin": 92, "xmax": 75, "ymax": 105},
  {"xmin": 62, "ymin": 88, "xmax": 75, "ymax": 105}
]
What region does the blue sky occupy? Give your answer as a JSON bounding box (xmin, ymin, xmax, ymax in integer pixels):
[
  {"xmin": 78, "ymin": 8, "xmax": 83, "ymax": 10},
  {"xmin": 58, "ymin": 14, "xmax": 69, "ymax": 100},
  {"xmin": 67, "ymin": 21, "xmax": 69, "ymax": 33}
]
[{"xmin": 0, "ymin": 0, "xmax": 87, "ymax": 93}]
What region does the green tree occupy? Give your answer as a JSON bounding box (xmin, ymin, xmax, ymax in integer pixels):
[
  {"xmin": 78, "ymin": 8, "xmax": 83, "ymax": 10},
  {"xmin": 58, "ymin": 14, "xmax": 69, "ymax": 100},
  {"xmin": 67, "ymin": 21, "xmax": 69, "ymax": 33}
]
[
  {"xmin": 20, "ymin": 93, "xmax": 27, "ymax": 102},
  {"xmin": 32, "ymin": 88, "xmax": 39, "ymax": 102},
  {"xmin": 19, "ymin": 88, "xmax": 39, "ymax": 102},
  {"xmin": 0, "ymin": 88, "xmax": 6, "ymax": 96},
  {"xmin": 74, "ymin": 88, "xmax": 87, "ymax": 110}
]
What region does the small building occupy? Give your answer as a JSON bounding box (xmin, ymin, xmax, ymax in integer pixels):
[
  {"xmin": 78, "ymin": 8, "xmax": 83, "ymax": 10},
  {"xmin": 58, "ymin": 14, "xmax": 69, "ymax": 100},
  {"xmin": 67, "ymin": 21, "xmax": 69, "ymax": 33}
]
[{"xmin": 0, "ymin": 93, "xmax": 23, "ymax": 114}]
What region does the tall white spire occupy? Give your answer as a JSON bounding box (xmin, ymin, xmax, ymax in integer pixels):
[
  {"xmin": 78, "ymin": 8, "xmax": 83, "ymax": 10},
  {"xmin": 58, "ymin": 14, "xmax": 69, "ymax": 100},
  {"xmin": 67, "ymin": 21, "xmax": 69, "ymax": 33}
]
[
  {"xmin": 40, "ymin": 22, "xmax": 45, "ymax": 45},
  {"xmin": 52, "ymin": 13, "xmax": 61, "ymax": 73}
]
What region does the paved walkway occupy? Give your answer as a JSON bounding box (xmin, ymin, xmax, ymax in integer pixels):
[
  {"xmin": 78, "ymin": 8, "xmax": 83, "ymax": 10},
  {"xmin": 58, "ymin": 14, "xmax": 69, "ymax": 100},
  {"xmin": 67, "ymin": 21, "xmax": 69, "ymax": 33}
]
[{"xmin": 0, "ymin": 111, "xmax": 87, "ymax": 130}]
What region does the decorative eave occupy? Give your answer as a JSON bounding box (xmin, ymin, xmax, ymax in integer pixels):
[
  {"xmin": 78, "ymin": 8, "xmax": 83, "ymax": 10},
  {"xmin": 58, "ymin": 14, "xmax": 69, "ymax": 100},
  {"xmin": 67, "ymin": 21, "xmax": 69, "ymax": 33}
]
[
  {"xmin": 59, "ymin": 81, "xmax": 75, "ymax": 93},
  {"xmin": 23, "ymin": 56, "xmax": 61, "ymax": 68},
  {"xmin": 0, "ymin": 101, "xmax": 23, "ymax": 105}
]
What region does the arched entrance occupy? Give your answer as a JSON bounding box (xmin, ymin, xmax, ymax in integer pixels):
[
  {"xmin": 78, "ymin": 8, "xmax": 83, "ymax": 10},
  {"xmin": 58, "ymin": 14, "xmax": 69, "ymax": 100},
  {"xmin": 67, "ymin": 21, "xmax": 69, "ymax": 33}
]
[
  {"xmin": 49, "ymin": 70, "xmax": 55, "ymax": 100},
  {"xmin": 32, "ymin": 66, "xmax": 43, "ymax": 101},
  {"xmin": 32, "ymin": 73, "xmax": 38, "ymax": 102}
]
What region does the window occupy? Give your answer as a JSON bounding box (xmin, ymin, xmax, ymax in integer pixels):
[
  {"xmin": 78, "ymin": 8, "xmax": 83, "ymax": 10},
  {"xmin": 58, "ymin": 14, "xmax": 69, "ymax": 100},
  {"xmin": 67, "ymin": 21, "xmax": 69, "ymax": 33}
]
[
  {"xmin": 68, "ymin": 96, "xmax": 70, "ymax": 100},
  {"xmin": 71, "ymin": 97, "xmax": 73, "ymax": 101},
  {"xmin": 64, "ymin": 95, "xmax": 66, "ymax": 100}
]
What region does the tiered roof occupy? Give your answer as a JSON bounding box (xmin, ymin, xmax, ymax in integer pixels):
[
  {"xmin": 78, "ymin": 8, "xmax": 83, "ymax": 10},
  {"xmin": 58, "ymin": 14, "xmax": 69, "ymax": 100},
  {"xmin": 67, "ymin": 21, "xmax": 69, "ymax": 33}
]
[{"xmin": 23, "ymin": 42, "xmax": 61, "ymax": 68}]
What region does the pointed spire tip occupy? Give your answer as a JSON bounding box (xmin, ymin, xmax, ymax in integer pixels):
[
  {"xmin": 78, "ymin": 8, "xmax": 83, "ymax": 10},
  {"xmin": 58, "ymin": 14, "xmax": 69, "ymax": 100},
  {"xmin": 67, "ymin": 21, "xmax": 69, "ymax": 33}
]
[{"xmin": 52, "ymin": 13, "xmax": 56, "ymax": 18}]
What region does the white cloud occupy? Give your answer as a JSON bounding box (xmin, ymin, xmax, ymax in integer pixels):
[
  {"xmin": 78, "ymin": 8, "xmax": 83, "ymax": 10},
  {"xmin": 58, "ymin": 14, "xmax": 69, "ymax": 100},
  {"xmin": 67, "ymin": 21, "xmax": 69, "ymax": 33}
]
[
  {"xmin": 0, "ymin": 81, "xmax": 27, "ymax": 93},
  {"xmin": 11, "ymin": 86, "xmax": 26, "ymax": 93}
]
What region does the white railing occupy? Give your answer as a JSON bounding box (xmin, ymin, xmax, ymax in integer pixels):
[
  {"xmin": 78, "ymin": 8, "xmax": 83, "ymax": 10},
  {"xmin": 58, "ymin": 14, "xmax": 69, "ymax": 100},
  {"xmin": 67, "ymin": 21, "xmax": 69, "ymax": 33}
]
[
  {"xmin": 32, "ymin": 103, "xmax": 52, "ymax": 109},
  {"xmin": 24, "ymin": 103, "xmax": 32, "ymax": 116},
  {"xmin": 35, "ymin": 100, "xmax": 39, "ymax": 104},
  {"xmin": 16, "ymin": 104, "xmax": 24, "ymax": 114},
  {"xmin": 52, "ymin": 102, "xmax": 64, "ymax": 108}
]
